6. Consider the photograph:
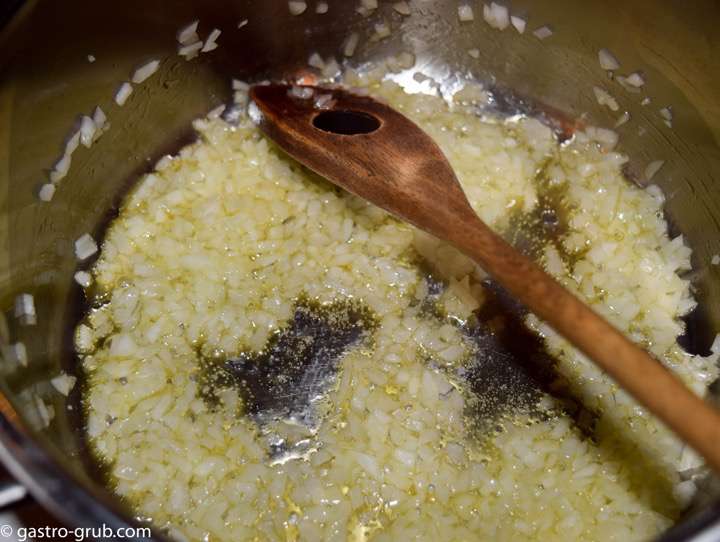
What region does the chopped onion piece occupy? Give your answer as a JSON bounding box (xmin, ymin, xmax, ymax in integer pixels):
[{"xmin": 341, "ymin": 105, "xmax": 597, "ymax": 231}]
[
  {"xmin": 615, "ymin": 75, "xmax": 641, "ymax": 93},
  {"xmin": 343, "ymin": 32, "xmax": 360, "ymax": 57},
  {"xmin": 34, "ymin": 396, "xmax": 53, "ymax": 428},
  {"xmin": 483, "ymin": 2, "xmax": 509, "ymax": 30},
  {"xmin": 659, "ymin": 106, "xmax": 673, "ymax": 127},
  {"xmin": 614, "ymin": 111, "xmax": 630, "ymax": 127},
  {"xmin": 92, "ymin": 106, "xmax": 107, "ymax": 131},
  {"xmin": 207, "ymin": 104, "xmax": 226, "ymax": 119},
  {"xmin": 673, "ymin": 480, "xmax": 697, "ymax": 508},
  {"xmin": 74, "ymin": 270, "xmax": 93, "ymax": 287},
  {"xmin": 178, "ymin": 41, "xmax": 203, "ymax": 60},
  {"xmin": 232, "ymin": 79, "xmax": 250, "ymax": 92},
  {"xmin": 65, "ymin": 129, "xmax": 81, "ymax": 156},
  {"xmin": 288, "ymin": 1, "xmax": 307, "ymax": 15},
  {"xmin": 360, "ymin": 0, "xmax": 378, "ymax": 11},
  {"xmin": 598, "ymin": 49, "xmax": 620, "ymax": 71},
  {"xmin": 308, "ymin": 52, "xmax": 325, "ymax": 69},
  {"xmin": 288, "ymin": 86, "xmax": 314, "ymax": 100},
  {"xmin": 114, "ymin": 82, "xmax": 133, "ymax": 106},
  {"xmin": 585, "ymin": 126, "xmax": 618, "ymax": 150},
  {"xmin": 712, "ymin": 255, "xmax": 720, "ymax": 266},
  {"xmin": 75, "ymin": 233, "xmax": 98, "ymax": 261},
  {"xmin": 132, "ymin": 59, "xmax": 160, "ymax": 84},
  {"xmin": 644, "ymin": 160, "xmax": 665, "ymax": 181},
  {"xmin": 14, "ymin": 293, "xmax": 36, "ymax": 325},
  {"xmin": 458, "ymin": 4, "xmax": 474, "ymax": 21},
  {"xmin": 510, "ymin": 15, "xmax": 526, "ymax": 33},
  {"xmin": 177, "ymin": 20, "xmax": 199, "ymax": 45},
  {"xmin": 468, "ymin": 48, "xmax": 480, "ymax": 59},
  {"xmin": 322, "ymin": 57, "xmax": 340, "ymax": 78},
  {"xmin": 393, "ymin": 1, "xmax": 411, "ymax": 15},
  {"xmin": 316, "ymin": 2, "xmax": 329, "ymax": 13},
  {"xmin": 50, "ymin": 153, "xmax": 72, "ymax": 183},
  {"xmin": 202, "ymin": 29, "xmax": 222, "ymax": 52},
  {"xmin": 533, "ymin": 25, "xmax": 553, "ymax": 39},
  {"xmin": 641, "ymin": 97, "xmax": 651, "ymax": 106},
  {"xmin": 373, "ymin": 21, "xmax": 391, "ymax": 40},
  {"xmin": 3, "ymin": 342, "xmax": 27, "ymax": 367},
  {"xmin": 80, "ymin": 115, "xmax": 96, "ymax": 147},
  {"xmin": 314, "ymin": 93, "xmax": 336, "ymax": 110},
  {"xmin": 87, "ymin": 54, "xmax": 96, "ymax": 63},
  {"xmin": 38, "ymin": 183, "xmax": 56, "ymax": 202},
  {"xmin": 593, "ymin": 86, "xmax": 619, "ymax": 111},
  {"xmin": 624, "ymin": 71, "xmax": 645, "ymax": 87},
  {"xmin": 247, "ymin": 101, "xmax": 263, "ymax": 125},
  {"xmin": 51, "ymin": 372, "xmax": 77, "ymax": 396},
  {"xmin": 238, "ymin": 19, "xmax": 249, "ymax": 28}
]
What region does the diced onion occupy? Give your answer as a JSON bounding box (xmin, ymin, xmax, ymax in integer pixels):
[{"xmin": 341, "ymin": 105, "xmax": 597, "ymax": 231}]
[
  {"xmin": 80, "ymin": 115, "xmax": 96, "ymax": 147},
  {"xmin": 533, "ymin": 25, "xmax": 553, "ymax": 39},
  {"xmin": 659, "ymin": 106, "xmax": 673, "ymax": 127},
  {"xmin": 202, "ymin": 29, "xmax": 222, "ymax": 52},
  {"xmin": 373, "ymin": 21, "xmax": 391, "ymax": 40},
  {"xmin": 132, "ymin": 59, "xmax": 160, "ymax": 84},
  {"xmin": 38, "ymin": 183, "xmax": 56, "ymax": 202},
  {"xmin": 92, "ymin": 106, "xmax": 107, "ymax": 130},
  {"xmin": 614, "ymin": 111, "xmax": 630, "ymax": 128},
  {"xmin": 207, "ymin": 104, "xmax": 226, "ymax": 119},
  {"xmin": 593, "ymin": 86, "xmax": 619, "ymax": 111},
  {"xmin": 177, "ymin": 20, "xmax": 199, "ymax": 44},
  {"xmin": 343, "ymin": 33, "xmax": 360, "ymax": 57},
  {"xmin": 316, "ymin": 2, "xmax": 329, "ymax": 14},
  {"xmin": 14, "ymin": 293, "xmax": 36, "ymax": 326},
  {"xmin": 393, "ymin": 1, "xmax": 411, "ymax": 15},
  {"xmin": 87, "ymin": 54, "xmax": 96, "ymax": 63},
  {"xmin": 483, "ymin": 2, "xmax": 509, "ymax": 30},
  {"xmin": 288, "ymin": 1, "xmax": 307, "ymax": 15},
  {"xmin": 75, "ymin": 233, "xmax": 98, "ymax": 261},
  {"xmin": 467, "ymin": 48, "xmax": 480, "ymax": 59},
  {"xmin": 238, "ymin": 19, "xmax": 248, "ymax": 28},
  {"xmin": 314, "ymin": 94, "xmax": 336, "ymax": 110},
  {"xmin": 247, "ymin": 101, "xmax": 263, "ymax": 125},
  {"xmin": 232, "ymin": 80, "xmax": 250, "ymax": 92},
  {"xmin": 178, "ymin": 41, "xmax": 203, "ymax": 60},
  {"xmin": 74, "ymin": 270, "xmax": 93, "ymax": 287},
  {"xmin": 458, "ymin": 4, "xmax": 474, "ymax": 21},
  {"xmin": 4, "ymin": 343, "xmax": 27, "ymax": 367},
  {"xmin": 288, "ymin": 86, "xmax": 314, "ymax": 99},
  {"xmin": 51, "ymin": 372, "xmax": 77, "ymax": 396},
  {"xmin": 308, "ymin": 52, "xmax": 325, "ymax": 69},
  {"xmin": 114, "ymin": 82, "xmax": 133, "ymax": 106},
  {"xmin": 712, "ymin": 255, "xmax": 720, "ymax": 266},
  {"xmin": 65, "ymin": 129, "xmax": 81, "ymax": 156},
  {"xmin": 510, "ymin": 15, "xmax": 526, "ymax": 34},
  {"xmin": 50, "ymin": 153, "xmax": 72, "ymax": 183},
  {"xmin": 598, "ymin": 49, "xmax": 620, "ymax": 71},
  {"xmin": 624, "ymin": 72, "xmax": 645, "ymax": 87},
  {"xmin": 321, "ymin": 57, "xmax": 340, "ymax": 78},
  {"xmin": 644, "ymin": 160, "xmax": 664, "ymax": 182},
  {"xmin": 585, "ymin": 126, "xmax": 618, "ymax": 150}
]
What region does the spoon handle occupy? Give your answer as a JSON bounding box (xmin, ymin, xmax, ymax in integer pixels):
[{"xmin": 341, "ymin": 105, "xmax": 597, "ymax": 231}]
[{"xmin": 450, "ymin": 211, "xmax": 720, "ymax": 472}]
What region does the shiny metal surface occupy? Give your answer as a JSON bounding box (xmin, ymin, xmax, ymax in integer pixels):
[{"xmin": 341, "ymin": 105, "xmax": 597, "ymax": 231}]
[{"xmin": 0, "ymin": 0, "xmax": 718, "ymax": 539}]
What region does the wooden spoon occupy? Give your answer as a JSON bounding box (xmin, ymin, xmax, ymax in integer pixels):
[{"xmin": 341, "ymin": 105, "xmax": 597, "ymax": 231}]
[{"xmin": 249, "ymin": 83, "xmax": 720, "ymax": 472}]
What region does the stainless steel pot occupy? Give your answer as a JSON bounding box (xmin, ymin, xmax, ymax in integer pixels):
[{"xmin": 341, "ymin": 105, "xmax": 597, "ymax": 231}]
[{"xmin": 0, "ymin": 0, "xmax": 719, "ymax": 540}]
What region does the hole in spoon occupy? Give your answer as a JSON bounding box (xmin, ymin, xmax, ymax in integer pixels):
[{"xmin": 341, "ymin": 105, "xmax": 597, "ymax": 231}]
[{"xmin": 312, "ymin": 110, "xmax": 381, "ymax": 135}]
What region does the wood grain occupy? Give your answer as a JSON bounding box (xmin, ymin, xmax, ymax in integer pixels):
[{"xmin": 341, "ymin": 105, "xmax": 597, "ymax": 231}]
[{"xmin": 250, "ymin": 83, "xmax": 720, "ymax": 472}]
